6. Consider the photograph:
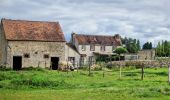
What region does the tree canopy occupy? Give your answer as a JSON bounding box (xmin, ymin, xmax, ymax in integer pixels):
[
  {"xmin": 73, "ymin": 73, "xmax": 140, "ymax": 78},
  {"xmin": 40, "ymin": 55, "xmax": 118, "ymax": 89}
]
[
  {"xmin": 121, "ymin": 37, "xmax": 140, "ymax": 53},
  {"xmin": 156, "ymin": 40, "xmax": 170, "ymax": 57},
  {"xmin": 142, "ymin": 42, "xmax": 152, "ymax": 50},
  {"xmin": 114, "ymin": 47, "xmax": 128, "ymax": 55}
]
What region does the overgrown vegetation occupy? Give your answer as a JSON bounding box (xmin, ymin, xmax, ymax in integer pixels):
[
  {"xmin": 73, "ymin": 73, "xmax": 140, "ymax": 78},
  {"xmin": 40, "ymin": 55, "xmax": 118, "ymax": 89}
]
[{"xmin": 0, "ymin": 67, "xmax": 170, "ymax": 100}]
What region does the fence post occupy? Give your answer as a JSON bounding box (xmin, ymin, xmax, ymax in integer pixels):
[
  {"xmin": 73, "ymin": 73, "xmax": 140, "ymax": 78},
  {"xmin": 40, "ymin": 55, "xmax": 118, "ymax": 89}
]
[
  {"xmin": 103, "ymin": 62, "xmax": 105, "ymax": 78},
  {"xmin": 168, "ymin": 64, "xmax": 170, "ymax": 83},
  {"xmin": 141, "ymin": 65, "xmax": 144, "ymax": 80},
  {"xmin": 77, "ymin": 61, "xmax": 79, "ymax": 73},
  {"xmin": 119, "ymin": 62, "xmax": 121, "ymax": 79},
  {"xmin": 67, "ymin": 60, "xmax": 69, "ymax": 74},
  {"xmin": 88, "ymin": 61, "xmax": 91, "ymax": 76}
]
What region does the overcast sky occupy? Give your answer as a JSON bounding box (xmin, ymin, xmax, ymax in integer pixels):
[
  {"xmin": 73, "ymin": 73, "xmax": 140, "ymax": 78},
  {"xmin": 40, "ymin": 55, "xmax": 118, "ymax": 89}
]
[{"xmin": 0, "ymin": 0, "xmax": 170, "ymax": 46}]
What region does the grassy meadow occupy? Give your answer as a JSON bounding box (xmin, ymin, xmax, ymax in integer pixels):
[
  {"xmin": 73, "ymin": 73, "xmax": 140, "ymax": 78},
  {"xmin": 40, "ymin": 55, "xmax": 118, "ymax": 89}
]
[{"xmin": 0, "ymin": 67, "xmax": 170, "ymax": 100}]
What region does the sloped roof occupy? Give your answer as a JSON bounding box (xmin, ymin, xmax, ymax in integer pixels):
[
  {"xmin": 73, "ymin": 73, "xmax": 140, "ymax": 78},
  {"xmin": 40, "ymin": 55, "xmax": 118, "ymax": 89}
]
[
  {"xmin": 1, "ymin": 19, "xmax": 65, "ymax": 42},
  {"xmin": 66, "ymin": 43, "xmax": 80, "ymax": 54},
  {"xmin": 74, "ymin": 34, "xmax": 122, "ymax": 46}
]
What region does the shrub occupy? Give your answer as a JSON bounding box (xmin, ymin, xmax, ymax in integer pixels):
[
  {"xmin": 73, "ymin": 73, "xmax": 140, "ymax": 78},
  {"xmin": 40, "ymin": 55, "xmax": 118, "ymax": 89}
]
[{"xmin": 91, "ymin": 64, "xmax": 102, "ymax": 71}]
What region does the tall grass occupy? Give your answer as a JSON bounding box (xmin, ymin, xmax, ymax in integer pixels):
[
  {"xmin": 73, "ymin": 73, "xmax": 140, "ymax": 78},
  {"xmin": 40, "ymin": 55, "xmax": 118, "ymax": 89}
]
[{"xmin": 0, "ymin": 67, "xmax": 170, "ymax": 100}]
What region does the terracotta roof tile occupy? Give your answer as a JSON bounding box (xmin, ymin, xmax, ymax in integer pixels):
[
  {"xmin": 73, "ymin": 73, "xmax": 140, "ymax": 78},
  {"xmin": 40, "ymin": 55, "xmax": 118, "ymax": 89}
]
[
  {"xmin": 75, "ymin": 34, "xmax": 122, "ymax": 46},
  {"xmin": 1, "ymin": 19, "xmax": 65, "ymax": 42}
]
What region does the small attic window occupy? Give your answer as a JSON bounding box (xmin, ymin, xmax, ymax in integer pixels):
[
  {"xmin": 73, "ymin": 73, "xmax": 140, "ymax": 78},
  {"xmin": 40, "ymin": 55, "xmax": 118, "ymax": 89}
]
[
  {"xmin": 44, "ymin": 54, "xmax": 49, "ymax": 59},
  {"xmin": 24, "ymin": 53, "xmax": 30, "ymax": 58}
]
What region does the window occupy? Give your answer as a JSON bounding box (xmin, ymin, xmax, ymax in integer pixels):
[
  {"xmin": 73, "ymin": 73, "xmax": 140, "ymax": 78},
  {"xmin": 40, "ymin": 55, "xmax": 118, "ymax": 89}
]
[
  {"xmin": 90, "ymin": 45, "xmax": 95, "ymax": 51},
  {"xmin": 101, "ymin": 45, "xmax": 105, "ymax": 51},
  {"xmin": 44, "ymin": 54, "xmax": 49, "ymax": 59},
  {"xmin": 24, "ymin": 53, "xmax": 30, "ymax": 58},
  {"xmin": 81, "ymin": 45, "xmax": 86, "ymax": 51}
]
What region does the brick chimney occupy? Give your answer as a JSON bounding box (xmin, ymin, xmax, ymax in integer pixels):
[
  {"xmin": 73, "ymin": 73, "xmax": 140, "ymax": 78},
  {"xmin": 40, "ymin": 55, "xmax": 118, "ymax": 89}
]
[{"xmin": 71, "ymin": 32, "xmax": 76, "ymax": 44}]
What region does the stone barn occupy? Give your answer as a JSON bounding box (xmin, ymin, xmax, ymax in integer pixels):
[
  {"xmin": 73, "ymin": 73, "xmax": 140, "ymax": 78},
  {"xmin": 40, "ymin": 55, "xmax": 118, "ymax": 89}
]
[
  {"xmin": 65, "ymin": 43, "xmax": 80, "ymax": 68},
  {"xmin": 0, "ymin": 19, "xmax": 66, "ymax": 70}
]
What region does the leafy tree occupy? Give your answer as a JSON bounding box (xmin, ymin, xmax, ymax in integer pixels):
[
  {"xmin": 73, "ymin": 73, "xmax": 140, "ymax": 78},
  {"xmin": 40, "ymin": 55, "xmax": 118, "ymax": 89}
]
[
  {"xmin": 114, "ymin": 47, "xmax": 128, "ymax": 55},
  {"xmin": 137, "ymin": 40, "xmax": 141, "ymax": 51},
  {"xmin": 156, "ymin": 40, "xmax": 170, "ymax": 57},
  {"xmin": 142, "ymin": 42, "xmax": 152, "ymax": 50},
  {"xmin": 122, "ymin": 37, "xmax": 141, "ymax": 53}
]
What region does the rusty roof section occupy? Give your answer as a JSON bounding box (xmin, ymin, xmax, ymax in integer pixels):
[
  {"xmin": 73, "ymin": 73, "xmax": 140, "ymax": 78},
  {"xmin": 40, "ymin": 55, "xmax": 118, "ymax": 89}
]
[
  {"xmin": 1, "ymin": 19, "xmax": 65, "ymax": 42},
  {"xmin": 74, "ymin": 34, "xmax": 122, "ymax": 46}
]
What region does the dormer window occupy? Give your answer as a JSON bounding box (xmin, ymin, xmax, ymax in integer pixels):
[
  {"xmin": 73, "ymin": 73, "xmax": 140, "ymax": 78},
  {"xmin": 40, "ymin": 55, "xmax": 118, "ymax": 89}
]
[
  {"xmin": 101, "ymin": 45, "xmax": 105, "ymax": 51},
  {"xmin": 90, "ymin": 45, "xmax": 95, "ymax": 51},
  {"xmin": 81, "ymin": 45, "xmax": 86, "ymax": 51}
]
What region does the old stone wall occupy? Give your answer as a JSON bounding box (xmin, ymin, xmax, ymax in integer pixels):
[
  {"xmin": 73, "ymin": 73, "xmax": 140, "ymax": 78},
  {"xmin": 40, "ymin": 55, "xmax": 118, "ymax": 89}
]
[
  {"xmin": 0, "ymin": 24, "xmax": 7, "ymax": 65},
  {"xmin": 6, "ymin": 41, "xmax": 66, "ymax": 68},
  {"xmin": 65, "ymin": 45, "xmax": 80, "ymax": 67},
  {"xmin": 138, "ymin": 49, "xmax": 155, "ymax": 60}
]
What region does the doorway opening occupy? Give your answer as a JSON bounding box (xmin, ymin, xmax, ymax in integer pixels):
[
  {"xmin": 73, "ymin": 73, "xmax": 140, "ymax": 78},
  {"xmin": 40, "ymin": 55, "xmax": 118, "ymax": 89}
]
[
  {"xmin": 51, "ymin": 57, "xmax": 59, "ymax": 70},
  {"xmin": 13, "ymin": 56, "xmax": 22, "ymax": 70}
]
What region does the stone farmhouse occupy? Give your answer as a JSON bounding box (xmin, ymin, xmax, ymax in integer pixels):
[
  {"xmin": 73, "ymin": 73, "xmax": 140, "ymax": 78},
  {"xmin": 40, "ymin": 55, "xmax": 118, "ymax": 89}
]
[
  {"xmin": 0, "ymin": 19, "xmax": 68, "ymax": 70},
  {"xmin": 70, "ymin": 33, "xmax": 122, "ymax": 65},
  {"xmin": 0, "ymin": 19, "xmax": 122, "ymax": 70}
]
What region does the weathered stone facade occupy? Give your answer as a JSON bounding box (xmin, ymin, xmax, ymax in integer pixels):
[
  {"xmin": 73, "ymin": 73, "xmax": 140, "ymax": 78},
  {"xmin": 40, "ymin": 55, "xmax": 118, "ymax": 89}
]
[
  {"xmin": 138, "ymin": 49, "xmax": 155, "ymax": 60},
  {"xmin": 65, "ymin": 44, "xmax": 80, "ymax": 67},
  {"xmin": 0, "ymin": 24, "xmax": 7, "ymax": 65},
  {"xmin": 124, "ymin": 49, "xmax": 156, "ymax": 61},
  {"xmin": 6, "ymin": 41, "xmax": 65, "ymax": 68},
  {"xmin": 0, "ymin": 19, "xmax": 67, "ymax": 69}
]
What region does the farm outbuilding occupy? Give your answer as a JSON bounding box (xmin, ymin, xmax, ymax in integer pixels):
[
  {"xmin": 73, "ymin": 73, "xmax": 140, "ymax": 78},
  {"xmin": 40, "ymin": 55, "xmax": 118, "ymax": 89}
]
[{"xmin": 0, "ymin": 19, "xmax": 66, "ymax": 70}]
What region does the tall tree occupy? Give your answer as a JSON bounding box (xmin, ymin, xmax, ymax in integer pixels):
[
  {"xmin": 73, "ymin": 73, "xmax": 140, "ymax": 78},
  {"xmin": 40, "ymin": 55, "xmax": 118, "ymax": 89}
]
[
  {"xmin": 156, "ymin": 40, "xmax": 170, "ymax": 57},
  {"xmin": 122, "ymin": 37, "xmax": 140, "ymax": 53},
  {"xmin": 137, "ymin": 40, "xmax": 141, "ymax": 51},
  {"xmin": 143, "ymin": 42, "xmax": 152, "ymax": 50}
]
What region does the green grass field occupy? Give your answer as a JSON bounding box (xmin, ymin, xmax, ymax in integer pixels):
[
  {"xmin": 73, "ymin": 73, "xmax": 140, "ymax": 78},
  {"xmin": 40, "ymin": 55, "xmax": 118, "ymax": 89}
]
[{"xmin": 0, "ymin": 67, "xmax": 170, "ymax": 100}]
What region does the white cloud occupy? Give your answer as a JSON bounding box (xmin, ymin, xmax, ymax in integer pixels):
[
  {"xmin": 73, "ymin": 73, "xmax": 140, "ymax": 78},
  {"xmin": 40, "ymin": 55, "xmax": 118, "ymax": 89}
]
[{"xmin": 0, "ymin": 0, "xmax": 170, "ymax": 45}]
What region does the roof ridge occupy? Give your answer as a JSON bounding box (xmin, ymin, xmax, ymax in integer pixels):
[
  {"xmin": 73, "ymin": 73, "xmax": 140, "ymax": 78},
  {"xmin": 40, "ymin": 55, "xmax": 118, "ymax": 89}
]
[
  {"xmin": 1, "ymin": 18, "xmax": 59, "ymax": 24},
  {"xmin": 76, "ymin": 34, "xmax": 119, "ymax": 37}
]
